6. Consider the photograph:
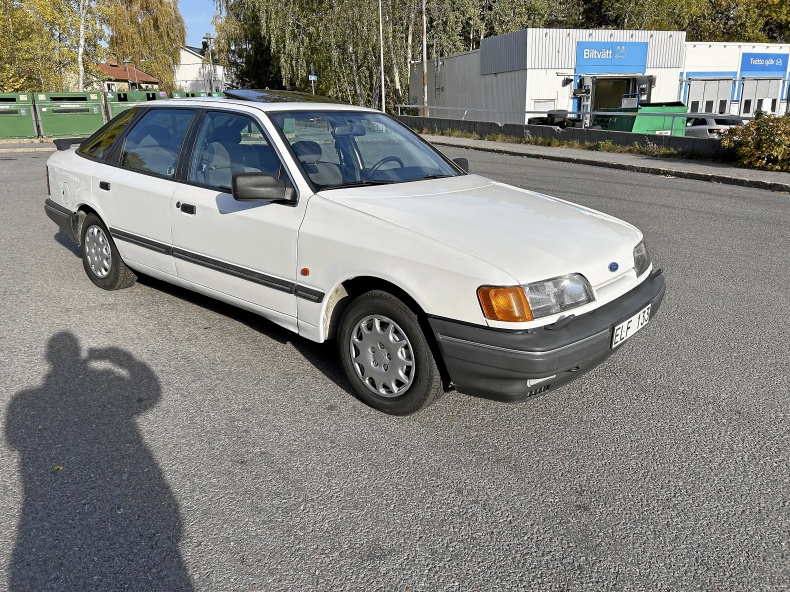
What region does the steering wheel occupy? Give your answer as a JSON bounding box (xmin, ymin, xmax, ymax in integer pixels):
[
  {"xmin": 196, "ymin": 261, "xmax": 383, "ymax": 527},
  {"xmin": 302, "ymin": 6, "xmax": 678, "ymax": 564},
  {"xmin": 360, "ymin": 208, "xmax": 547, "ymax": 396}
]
[{"xmin": 368, "ymin": 155, "xmax": 405, "ymax": 175}]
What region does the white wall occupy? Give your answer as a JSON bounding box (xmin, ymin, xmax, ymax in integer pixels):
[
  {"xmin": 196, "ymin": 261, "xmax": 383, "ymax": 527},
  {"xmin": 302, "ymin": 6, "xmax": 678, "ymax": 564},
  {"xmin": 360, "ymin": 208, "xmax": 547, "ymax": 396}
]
[
  {"xmin": 646, "ymin": 67, "xmax": 683, "ymax": 103},
  {"xmin": 174, "ymin": 48, "xmax": 226, "ymax": 93},
  {"xmin": 525, "ymin": 69, "xmax": 573, "ymax": 113}
]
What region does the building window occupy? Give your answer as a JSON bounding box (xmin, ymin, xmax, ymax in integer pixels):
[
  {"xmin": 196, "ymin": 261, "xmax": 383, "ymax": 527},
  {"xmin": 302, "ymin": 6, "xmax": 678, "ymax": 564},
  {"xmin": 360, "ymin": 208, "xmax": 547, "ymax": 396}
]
[
  {"xmin": 756, "ymin": 98, "xmax": 764, "ymax": 112},
  {"xmin": 690, "ymin": 100, "xmax": 700, "ymax": 113},
  {"xmin": 771, "ymin": 99, "xmax": 777, "ymax": 113},
  {"xmin": 719, "ymin": 100, "xmax": 727, "ymax": 114},
  {"xmin": 704, "ymin": 100, "xmax": 714, "ymax": 113},
  {"xmin": 743, "ymin": 99, "xmax": 752, "ymax": 114}
]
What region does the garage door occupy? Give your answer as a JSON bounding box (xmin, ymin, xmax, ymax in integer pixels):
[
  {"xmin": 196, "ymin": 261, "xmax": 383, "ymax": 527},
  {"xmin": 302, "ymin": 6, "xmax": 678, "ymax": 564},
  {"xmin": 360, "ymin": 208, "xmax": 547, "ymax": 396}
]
[
  {"xmin": 740, "ymin": 78, "xmax": 782, "ymax": 115},
  {"xmin": 688, "ymin": 79, "xmax": 732, "ymax": 114}
]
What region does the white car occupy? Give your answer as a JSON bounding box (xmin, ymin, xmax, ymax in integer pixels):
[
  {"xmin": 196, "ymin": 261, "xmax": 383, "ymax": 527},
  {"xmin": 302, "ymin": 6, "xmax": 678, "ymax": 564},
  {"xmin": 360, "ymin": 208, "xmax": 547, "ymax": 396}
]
[
  {"xmin": 685, "ymin": 115, "xmax": 744, "ymax": 139},
  {"xmin": 45, "ymin": 97, "xmax": 665, "ymax": 415}
]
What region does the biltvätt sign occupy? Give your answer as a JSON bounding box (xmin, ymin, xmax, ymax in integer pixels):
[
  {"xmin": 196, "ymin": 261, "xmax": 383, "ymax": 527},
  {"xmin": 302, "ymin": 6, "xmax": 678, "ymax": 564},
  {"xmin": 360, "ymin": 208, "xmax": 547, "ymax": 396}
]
[
  {"xmin": 740, "ymin": 52, "xmax": 788, "ymax": 77},
  {"xmin": 575, "ymin": 41, "xmax": 648, "ymax": 74}
]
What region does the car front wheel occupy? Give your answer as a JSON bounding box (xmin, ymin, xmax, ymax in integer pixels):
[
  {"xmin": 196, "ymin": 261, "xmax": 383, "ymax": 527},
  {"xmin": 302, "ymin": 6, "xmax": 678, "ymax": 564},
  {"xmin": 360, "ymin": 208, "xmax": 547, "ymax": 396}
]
[
  {"xmin": 337, "ymin": 290, "xmax": 444, "ymax": 415},
  {"xmin": 81, "ymin": 213, "xmax": 136, "ymax": 290}
]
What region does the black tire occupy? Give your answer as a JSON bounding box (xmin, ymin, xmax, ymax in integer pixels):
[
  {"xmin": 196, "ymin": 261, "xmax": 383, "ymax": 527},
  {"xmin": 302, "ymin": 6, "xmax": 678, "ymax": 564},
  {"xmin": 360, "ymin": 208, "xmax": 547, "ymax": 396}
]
[
  {"xmin": 337, "ymin": 290, "xmax": 444, "ymax": 415},
  {"xmin": 80, "ymin": 213, "xmax": 136, "ymax": 290}
]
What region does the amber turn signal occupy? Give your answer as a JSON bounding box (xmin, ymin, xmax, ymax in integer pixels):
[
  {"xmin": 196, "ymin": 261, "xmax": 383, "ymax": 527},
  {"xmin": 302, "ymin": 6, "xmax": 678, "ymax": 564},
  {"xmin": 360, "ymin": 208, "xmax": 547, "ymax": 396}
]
[{"xmin": 477, "ymin": 286, "xmax": 534, "ymax": 322}]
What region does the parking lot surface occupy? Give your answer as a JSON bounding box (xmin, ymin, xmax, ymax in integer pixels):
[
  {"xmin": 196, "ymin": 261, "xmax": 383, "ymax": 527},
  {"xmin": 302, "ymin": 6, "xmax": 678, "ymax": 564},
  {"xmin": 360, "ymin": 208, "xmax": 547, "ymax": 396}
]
[{"xmin": 1, "ymin": 149, "xmax": 788, "ymax": 590}]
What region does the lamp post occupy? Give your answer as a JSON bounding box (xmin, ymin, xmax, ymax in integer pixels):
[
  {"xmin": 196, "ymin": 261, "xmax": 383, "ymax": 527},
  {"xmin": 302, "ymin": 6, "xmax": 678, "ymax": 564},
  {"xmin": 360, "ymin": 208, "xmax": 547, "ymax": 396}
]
[
  {"xmin": 203, "ymin": 33, "xmax": 215, "ymax": 93},
  {"xmin": 378, "ymin": 0, "xmax": 385, "ymax": 112}
]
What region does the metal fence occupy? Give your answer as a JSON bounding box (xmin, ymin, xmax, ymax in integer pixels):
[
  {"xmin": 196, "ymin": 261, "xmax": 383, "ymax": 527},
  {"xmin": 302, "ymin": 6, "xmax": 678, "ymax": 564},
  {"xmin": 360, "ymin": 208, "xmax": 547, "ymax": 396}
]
[{"xmin": 394, "ymin": 103, "xmax": 753, "ymax": 132}]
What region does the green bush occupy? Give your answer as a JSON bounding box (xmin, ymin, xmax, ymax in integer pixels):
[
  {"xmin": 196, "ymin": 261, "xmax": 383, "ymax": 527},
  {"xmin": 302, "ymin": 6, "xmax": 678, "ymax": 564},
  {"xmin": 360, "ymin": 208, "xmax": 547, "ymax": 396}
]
[{"xmin": 721, "ymin": 112, "xmax": 790, "ymax": 171}]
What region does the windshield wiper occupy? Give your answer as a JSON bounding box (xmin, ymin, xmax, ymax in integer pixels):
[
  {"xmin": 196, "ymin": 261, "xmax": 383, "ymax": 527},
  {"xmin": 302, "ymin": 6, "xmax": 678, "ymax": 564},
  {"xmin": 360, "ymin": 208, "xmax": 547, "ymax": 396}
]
[
  {"xmin": 420, "ymin": 174, "xmax": 453, "ymax": 180},
  {"xmin": 324, "ymin": 179, "xmax": 393, "ymax": 189}
]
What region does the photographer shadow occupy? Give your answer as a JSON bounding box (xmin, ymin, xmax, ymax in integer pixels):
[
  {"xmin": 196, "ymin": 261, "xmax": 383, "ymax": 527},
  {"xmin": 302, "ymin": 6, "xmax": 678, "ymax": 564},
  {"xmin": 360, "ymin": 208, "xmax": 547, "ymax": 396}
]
[{"xmin": 5, "ymin": 332, "xmax": 193, "ymax": 591}]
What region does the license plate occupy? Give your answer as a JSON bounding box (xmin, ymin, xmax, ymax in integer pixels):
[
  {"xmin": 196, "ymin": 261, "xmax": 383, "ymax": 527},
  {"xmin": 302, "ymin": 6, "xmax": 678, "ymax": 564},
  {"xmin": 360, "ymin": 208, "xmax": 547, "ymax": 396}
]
[{"xmin": 611, "ymin": 305, "xmax": 651, "ymax": 349}]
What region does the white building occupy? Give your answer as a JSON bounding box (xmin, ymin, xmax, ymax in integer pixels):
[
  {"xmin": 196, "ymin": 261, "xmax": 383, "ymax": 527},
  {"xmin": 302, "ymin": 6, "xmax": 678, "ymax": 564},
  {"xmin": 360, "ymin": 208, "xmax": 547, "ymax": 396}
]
[
  {"xmin": 174, "ymin": 46, "xmax": 227, "ymax": 94},
  {"xmin": 682, "ymin": 42, "xmax": 790, "ymax": 116},
  {"xmin": 409, "ymin": 29, "xmax": 790, "ymax": 123}
]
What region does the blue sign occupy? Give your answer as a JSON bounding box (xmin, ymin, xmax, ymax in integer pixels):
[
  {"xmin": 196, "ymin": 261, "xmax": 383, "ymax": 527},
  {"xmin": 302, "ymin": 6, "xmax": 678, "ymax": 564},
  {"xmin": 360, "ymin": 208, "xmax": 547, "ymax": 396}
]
[
  {"xmin": 740, "ymin": 53, "xmax": 788, "ymax": 77},
  {"xmin": 575, "ymin": 41, "xmax": 648, "ymax": 75}
]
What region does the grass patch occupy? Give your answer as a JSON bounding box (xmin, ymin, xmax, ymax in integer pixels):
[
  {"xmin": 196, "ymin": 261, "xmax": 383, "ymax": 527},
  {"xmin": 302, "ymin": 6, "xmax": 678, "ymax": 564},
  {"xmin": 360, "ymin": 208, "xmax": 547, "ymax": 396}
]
[{"xmin": 421, "ymin": 127, "xmax": 690, "ymax": 159}]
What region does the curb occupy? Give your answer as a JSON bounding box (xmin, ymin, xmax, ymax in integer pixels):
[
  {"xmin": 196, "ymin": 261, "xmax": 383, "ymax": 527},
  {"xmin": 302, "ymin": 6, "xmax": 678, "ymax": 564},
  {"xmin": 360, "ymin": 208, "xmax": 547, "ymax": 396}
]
[
  {"xmin": 426, "ymin": 138, "xmax": 790, "ymax": 194},
  {"xmin": 0, "ymin": 147, "xmax": 55, "ymax": 154}
]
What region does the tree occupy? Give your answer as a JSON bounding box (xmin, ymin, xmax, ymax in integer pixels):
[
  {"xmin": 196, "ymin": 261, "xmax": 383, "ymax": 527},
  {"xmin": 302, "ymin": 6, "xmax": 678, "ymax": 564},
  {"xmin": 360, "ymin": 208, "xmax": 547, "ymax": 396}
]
[
  {"xmin": 209, "ymin": 0, "xmax": 790, "ymax": 110},
  {"xmin": 108, "ymin": 0, "xmax": 185, "ymax": 91},
  {"xmin": 0, "ymin": 0, "xmax": 106, "ymax": 91},
  {"xmin": 213, "ymin": 2, "xmax": 282, "ymax": 89}
]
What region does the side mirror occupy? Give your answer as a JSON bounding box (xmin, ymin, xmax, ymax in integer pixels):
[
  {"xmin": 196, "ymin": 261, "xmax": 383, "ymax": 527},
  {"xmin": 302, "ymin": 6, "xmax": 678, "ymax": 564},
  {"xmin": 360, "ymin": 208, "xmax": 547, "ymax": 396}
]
[
  {"xmin": 232, "ymin": 173, "xmax": 296, "ymax": 203},
  {"xmin": 452, "ymin": 157, "xmax": 469, "ymax": 173}
]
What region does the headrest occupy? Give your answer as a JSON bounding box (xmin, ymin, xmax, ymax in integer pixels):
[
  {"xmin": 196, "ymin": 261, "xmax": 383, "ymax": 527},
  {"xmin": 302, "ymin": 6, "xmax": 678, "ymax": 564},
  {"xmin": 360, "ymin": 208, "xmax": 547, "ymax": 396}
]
[
  {"xmin": 211, "ymin": 126, "xmax": 241, "ymax": 145},
  {"xmin": 137, "ymin": 124, "xmax": 171, "ymax": 148},
  {"xmin": 292, "ymin": 140, "xmax": 322, "ymax": 165},
  {"xmin": 205, "ymin": 142, "xmax": 231, "ymax": 169}
]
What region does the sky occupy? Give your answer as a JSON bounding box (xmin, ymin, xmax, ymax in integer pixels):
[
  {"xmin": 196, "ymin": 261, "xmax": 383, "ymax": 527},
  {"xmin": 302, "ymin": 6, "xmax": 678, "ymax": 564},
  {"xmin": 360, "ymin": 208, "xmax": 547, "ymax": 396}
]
[{"xmin": 180, "ymin": 0, "xmax": 218, "ymax": 48}]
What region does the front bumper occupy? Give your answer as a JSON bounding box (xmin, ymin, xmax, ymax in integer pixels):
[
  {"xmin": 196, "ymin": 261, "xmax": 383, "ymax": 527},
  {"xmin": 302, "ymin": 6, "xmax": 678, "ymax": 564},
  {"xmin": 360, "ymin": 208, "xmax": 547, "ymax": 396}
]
[{"xmin": 428, "ymin": 269, "xmax": 666, "ymax": 402}]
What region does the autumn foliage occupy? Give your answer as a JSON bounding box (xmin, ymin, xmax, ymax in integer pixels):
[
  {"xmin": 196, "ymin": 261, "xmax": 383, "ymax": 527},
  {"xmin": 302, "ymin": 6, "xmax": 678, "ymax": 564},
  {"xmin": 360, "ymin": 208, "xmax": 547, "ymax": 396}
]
[{"xmin": 722, "ymin": 113, "xmax": 790, "ymax": 172}]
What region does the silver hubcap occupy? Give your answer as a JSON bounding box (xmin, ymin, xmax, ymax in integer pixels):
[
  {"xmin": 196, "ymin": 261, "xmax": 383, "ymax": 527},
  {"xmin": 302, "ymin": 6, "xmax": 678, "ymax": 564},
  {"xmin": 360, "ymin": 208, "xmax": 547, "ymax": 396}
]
[
  {"xmin": 84, "ymin": 225, "xmax": 112, "ymax": 278},
  {"xmin": 350, "ymin": 315, "xmax": 415, "ymax": 398}
]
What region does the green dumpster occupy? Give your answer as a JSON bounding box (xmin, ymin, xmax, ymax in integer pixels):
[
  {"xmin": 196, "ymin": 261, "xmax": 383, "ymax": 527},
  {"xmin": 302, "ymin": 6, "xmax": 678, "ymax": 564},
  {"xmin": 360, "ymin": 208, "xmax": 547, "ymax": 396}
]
[
  {"xmin": 591, "ymin": 108, "xmax": 638, "ymax": 132},
  {"xmin": 34, "ymin": 92, "xmax": 105, "ymax": 137},
  {"xmin": 170, "ymin": 92, "xmax": 184, "ymax": 99},
  {"xmin": 632, "ymin": 102, "xmax": 687, "ymax": 136},
  {"xmin": 184, "ymin": 92, "xmax": 208, "ymax": 98},
  {"xmin": 210, "ymin": 92, "xmax": 224, "ymax": 97},
  {"xmin": 592, "ymin": 102, "xmax": 688, "ymax": 137},
  {"xmin": 105, "ymin": 91, "xmax": 163, "ymax": 119},
  {"xmin": 0, "ymin": 92, "xmax": 37, "ymax": 139}
]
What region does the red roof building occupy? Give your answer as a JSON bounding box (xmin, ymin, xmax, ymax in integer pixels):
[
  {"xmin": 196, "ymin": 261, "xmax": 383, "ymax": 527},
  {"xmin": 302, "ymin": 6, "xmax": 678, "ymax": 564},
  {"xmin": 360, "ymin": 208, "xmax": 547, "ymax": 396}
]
[{"xmin": 96, "ymin": 63, "xmax": 160, "ymax": 91}]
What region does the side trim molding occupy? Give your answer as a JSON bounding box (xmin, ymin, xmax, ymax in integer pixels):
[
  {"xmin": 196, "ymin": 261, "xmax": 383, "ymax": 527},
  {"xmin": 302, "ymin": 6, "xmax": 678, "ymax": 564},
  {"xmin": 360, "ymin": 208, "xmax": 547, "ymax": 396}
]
[{"xmin": 108, "ymin": 227, "xmax": 324, "ymax": 302}]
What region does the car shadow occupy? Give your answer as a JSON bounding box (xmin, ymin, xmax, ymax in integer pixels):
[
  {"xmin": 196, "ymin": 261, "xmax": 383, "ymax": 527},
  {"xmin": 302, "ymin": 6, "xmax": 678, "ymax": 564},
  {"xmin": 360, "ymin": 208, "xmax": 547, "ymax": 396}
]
[
  {"xmin": 136, "ymin": 275, "xmax": 354, "ymax": 397},
  {"xmin": 53, "ymin": 229, "xmax": 81, "ymax": 258},
  {"xmin": 4, "ymin": 332, "xmax": 194, "ymax": 590}
]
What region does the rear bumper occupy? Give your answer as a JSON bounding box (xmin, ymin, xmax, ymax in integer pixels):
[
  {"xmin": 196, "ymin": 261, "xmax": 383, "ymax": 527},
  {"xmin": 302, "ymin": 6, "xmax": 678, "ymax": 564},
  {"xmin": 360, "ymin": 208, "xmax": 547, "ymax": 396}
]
[
  {"xmin": 44, "ymin": 198, "xmax": 79, "ymax": 244},
  {"xmin": 428, "ymin": 269, "xmax": 666, "ymax": 402}
]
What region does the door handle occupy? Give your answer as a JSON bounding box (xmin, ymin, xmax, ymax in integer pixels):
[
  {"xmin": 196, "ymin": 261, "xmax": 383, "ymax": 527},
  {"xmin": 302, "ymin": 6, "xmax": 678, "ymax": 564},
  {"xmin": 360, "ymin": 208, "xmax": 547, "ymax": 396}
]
[
  {"xmin": 99, "ymin": 181, "xmax": 110, "ymax": 191},
  {"xmin": 179, "ymin": 202, "xmax": 196, "ymax": 215}
]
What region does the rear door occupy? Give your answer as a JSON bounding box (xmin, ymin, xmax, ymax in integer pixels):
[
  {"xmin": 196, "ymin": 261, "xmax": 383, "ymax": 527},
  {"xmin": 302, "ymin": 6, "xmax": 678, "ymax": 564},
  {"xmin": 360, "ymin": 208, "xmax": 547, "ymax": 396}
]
[{"xmin": 92, "ymin": 108, "xmax": 197, "ymax": 276}]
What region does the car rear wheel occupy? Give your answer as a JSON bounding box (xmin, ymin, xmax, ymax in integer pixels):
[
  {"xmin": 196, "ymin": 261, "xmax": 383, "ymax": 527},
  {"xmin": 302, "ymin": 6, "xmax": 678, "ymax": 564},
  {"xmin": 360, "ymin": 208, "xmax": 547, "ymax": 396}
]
[
  {"xmin": 81, "ymin": 213, "xmax": 136, "ymax": 290},
  {"xmin": 337, "ymin": 290, "xmax": 444, "ymax": 415}
]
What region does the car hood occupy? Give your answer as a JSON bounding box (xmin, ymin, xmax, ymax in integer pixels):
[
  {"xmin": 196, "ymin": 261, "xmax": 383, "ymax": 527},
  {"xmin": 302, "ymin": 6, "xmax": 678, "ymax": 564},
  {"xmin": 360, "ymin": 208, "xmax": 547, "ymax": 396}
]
[{"xmin": 319, "ymin": 175, "xmax": 642, "ymax": 286}]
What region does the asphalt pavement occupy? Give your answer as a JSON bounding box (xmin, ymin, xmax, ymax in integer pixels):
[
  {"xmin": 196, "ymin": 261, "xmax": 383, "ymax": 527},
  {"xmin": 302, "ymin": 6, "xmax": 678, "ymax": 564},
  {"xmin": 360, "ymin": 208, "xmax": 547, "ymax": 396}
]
[
  {"xmin": 423, "ymin": 134, "xmax": 790, "ymax": 193},
  {"xmin": 0, "ymin": 149, "xmax": 788, "ymax": 590}
]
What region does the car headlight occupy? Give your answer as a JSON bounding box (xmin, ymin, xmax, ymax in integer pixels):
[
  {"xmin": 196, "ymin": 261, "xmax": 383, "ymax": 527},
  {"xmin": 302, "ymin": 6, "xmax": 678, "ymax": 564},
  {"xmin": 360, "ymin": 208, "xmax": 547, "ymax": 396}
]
[
  {"xmin": 633, "ymin": 241, "xmax": 651, "ymax": 277},
  {"xmin": 478, "ymin": 273, "xmax": 594, "ymax": 322}
]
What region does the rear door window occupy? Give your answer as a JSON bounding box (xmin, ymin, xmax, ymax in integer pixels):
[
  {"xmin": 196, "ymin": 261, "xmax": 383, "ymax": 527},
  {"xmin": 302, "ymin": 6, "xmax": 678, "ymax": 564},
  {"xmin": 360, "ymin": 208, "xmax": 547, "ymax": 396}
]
[{"xmin": 119, "ymin": 109, "xmax": 196, "ymax": 178}]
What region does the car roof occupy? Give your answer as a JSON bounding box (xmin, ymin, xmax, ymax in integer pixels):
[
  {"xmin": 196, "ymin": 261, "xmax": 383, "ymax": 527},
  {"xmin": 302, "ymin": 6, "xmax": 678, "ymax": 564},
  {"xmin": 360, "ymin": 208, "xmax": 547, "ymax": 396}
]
[
  {"xmin": 144, "ymin": 96, "xmax": 377, "ymax": 114},
  {"xmin": 223, "ymin": 88, "xmax": 348, "ymax": 104}
]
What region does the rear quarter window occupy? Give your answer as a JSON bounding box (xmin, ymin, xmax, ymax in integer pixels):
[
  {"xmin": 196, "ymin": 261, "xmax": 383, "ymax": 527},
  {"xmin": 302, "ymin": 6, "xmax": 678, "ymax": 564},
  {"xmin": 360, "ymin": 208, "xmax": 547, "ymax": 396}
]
[{"xmin": 78, "ymin": 108, "xmax": 138, "ymax": 160}]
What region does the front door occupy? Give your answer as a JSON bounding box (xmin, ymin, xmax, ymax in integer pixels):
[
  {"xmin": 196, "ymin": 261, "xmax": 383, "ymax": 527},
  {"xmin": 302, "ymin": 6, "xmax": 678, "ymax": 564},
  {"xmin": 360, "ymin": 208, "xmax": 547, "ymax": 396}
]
[{"xmin": 170, "ymin": 110, "xmax": 305, "ymax": 319}]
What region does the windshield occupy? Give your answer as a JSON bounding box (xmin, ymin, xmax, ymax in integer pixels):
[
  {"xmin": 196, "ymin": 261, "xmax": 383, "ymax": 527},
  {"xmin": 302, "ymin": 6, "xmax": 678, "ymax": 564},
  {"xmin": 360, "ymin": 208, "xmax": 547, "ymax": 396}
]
[{"xmin": 268, "ymin": 110, "xmax": 461, "ymax": 190}]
